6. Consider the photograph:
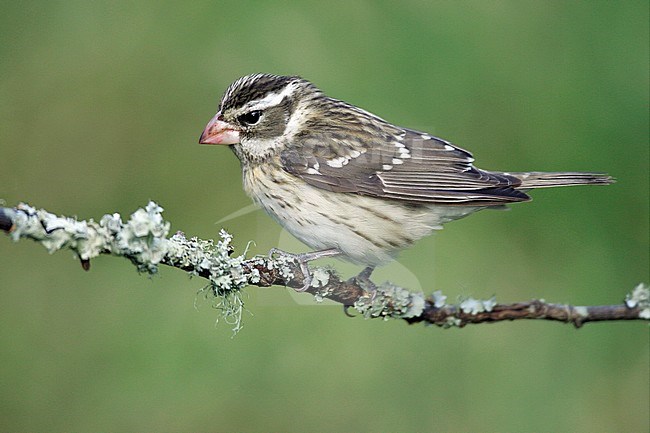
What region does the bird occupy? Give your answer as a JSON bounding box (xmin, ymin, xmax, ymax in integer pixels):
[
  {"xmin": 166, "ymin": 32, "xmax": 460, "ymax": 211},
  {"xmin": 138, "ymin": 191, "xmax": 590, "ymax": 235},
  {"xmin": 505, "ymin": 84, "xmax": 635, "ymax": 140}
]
[{"xmin": 199, "ymin": 73, "xmax": 612, "ymax": 290}]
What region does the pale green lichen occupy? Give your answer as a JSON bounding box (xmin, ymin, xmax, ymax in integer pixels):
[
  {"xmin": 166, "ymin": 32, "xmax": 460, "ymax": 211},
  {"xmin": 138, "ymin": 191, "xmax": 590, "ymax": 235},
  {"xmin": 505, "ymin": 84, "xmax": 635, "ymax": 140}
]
[
  {"xmin": 459, "ymin": 296, "xmax": 497, "ymax": 315},
  {"xmin": 164, "ymin": 230, "xmax": 249, "ymax": 333},
  {"xmin": 11, "ymin": 202, "xmax": 646, "ymax": 332},
  {"xmin": 354, "ymin": 282, "xmax": 425, "ymax": 320},
  {"xmin": 444, "ymin": 316, "xmax": 462, "ymax": 328},
  {"xmin": 573, "ymin": 306, "xmax": 589, "ymax": 318},
  {"xmin": 272, "ymin": 255, "xmax": 296, "ymax": 282},
  {"xmin": 482, "ymin": 296, "xmax": 497, "ymax": 312},
  {"xmin": 11, "ymin": 203, "xmax": 112, "ymax": 259},
  {"xmin": 625, "ymin": 283, "xmax": 650, "ymax": 319},
  {"xmin": 248, "ymin": 267, "xmax": 261, "ymax": 284},
  {"xmin": 310, "ymin": 267, "xmax": 331, "ymax": 303},
  {"xmin": 210, "ymin": 286, "xmax": 247, "ymax": 335},
  {"xmin": 165, "ymin": 229, "xmax": 247, "ymax": 294},
  {"xmin": 311, "ymin": 267, "xmax": 337, "ymax": 302},
  {"xmin": 109, "ymin": 202, "xmax": 171, "ymax": 273},
  {"xmin": 9, "ymin": 201, "xmax": 172, "ymax": 272},
  {"xmin": 310, "ymin": 267, "xmax": 330, "ymax": 288},
  {"xmin": 432, "ymin": 290, "xmax": 447, "ymax": 308},
  {"xmin": 6, "ymin": 201, "xmax": 248, "ymax": 332}
]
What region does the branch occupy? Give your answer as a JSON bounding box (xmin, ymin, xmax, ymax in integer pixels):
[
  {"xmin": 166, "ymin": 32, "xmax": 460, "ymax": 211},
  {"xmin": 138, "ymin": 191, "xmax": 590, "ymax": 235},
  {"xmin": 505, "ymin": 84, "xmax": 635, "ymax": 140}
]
[{"xmin": 1, "ymin": 201, "xmax": 648, "ymax": 332}]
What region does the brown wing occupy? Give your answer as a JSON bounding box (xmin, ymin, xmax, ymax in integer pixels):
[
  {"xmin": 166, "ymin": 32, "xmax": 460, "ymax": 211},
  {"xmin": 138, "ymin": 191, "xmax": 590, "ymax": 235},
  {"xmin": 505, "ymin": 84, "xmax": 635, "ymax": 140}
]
[{"xmin": 281, "ymin": 126, "xmax": 530, "ymax": 206}]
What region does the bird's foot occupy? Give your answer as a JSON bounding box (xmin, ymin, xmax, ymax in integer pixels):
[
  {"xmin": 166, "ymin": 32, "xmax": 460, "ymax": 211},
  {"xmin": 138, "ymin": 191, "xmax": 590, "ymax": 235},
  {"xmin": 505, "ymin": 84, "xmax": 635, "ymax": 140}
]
[
  {"xmin": 269, "ymin": 248, "xmax": 341, "ymax": 292},
  {"xmin": 350, "ymin": 266, "xmax": 377, "ymax": 299}
]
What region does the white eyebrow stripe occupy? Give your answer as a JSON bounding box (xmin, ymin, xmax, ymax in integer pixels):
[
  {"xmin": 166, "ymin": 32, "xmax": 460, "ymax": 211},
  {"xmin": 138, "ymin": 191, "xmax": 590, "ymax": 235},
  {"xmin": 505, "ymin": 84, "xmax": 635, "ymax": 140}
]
[{"xmin": 247, "ymin": 81, "xmax": 299, "ymax": 111}]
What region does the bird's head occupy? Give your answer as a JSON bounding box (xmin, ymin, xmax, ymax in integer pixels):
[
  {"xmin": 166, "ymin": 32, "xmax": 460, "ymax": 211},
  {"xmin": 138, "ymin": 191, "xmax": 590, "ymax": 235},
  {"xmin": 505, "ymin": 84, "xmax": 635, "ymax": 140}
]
[{"xmin": 199, "ymin": 73, "xmax": 319, "ymax": 164}]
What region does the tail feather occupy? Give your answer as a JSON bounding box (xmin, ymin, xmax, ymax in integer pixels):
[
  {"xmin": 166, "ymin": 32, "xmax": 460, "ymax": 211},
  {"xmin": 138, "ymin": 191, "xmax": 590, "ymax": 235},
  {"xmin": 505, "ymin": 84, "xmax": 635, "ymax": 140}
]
[{"xmin": 511, "ymin": 172, "xmax": 614, "ymax": 189}]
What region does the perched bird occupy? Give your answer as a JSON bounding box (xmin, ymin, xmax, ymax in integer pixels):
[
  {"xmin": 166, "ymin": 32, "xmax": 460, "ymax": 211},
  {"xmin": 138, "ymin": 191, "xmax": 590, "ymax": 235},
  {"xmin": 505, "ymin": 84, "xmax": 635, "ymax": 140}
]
[{"xmin": 200, "ymin": 73, "xmax": 612, "ymax": 289}]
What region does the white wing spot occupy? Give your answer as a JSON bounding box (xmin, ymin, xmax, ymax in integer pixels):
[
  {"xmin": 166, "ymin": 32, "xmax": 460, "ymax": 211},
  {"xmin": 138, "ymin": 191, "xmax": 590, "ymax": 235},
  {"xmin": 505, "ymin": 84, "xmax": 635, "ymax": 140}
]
[
  {"xmin": 326, "ymin": 156, "xmax": 350, "ymax": 168},
  {"xmin": 392, "ymin": 158, "xmax": 403, "ymax": 165},
  {"xmin": 393, "ymin": 141, "xmax": 405, "ymax": 148},
  {"xmin": 382, "ymin": 164, "xmax": 393, "ymax": 171},
  {"xmin": 348, "ymin": 150, "xmax": 361, "ymax": 158},
  {"xmin": 444, "ymin": 145, "xmax": 455, "ymax": 151},
  {"xmin": 421, "ymin": 134, "xmax": 431, "ymax": 140},
  {"xmin": 306, "ymin": 167, "xmax": 321, "ymax": 175},
  {"xmin": 313, "ymin": 162, "xmax": 320, "ymax": 170},
  {"xmin": 326, "ymin": 158, "xmax": 343, "ymax": 168},
  {"xmin": 398, "ymin": 147, "xmax": 411, "ymax": 158}
]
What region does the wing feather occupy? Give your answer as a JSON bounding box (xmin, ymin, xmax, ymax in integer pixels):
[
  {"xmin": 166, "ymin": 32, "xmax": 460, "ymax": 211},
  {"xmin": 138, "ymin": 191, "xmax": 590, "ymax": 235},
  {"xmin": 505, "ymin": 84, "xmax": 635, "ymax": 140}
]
[{"xmin": 281, "ymin": 122, "xmax": 530, "ymax": 205}]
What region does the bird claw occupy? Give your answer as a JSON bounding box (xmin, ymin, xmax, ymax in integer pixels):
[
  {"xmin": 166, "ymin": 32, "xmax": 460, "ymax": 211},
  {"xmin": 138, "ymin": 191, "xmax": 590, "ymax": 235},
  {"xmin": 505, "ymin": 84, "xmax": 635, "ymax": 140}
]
[
  {"xmin": 269, "ymin": 248, "xmax": 341, "ymax": 292},
  {"xmin": 343, "ymin": 305, "xmax": 356, "ymax": 317}
]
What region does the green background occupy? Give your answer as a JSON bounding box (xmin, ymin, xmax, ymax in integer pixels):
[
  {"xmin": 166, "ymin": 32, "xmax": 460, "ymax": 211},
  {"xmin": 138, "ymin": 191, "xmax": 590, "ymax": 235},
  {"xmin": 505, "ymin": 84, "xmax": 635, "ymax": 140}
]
[{"xmin": 1, "ymin": 1, "xmax": 648, "ymax": 432}]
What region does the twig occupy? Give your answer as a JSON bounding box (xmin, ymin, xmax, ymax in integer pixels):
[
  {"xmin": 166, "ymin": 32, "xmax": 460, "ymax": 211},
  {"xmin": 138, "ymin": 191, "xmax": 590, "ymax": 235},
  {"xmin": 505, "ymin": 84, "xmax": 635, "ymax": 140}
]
[{"xmin": 1, "ymin": 201, "xmax": 648, "ymax": 331}]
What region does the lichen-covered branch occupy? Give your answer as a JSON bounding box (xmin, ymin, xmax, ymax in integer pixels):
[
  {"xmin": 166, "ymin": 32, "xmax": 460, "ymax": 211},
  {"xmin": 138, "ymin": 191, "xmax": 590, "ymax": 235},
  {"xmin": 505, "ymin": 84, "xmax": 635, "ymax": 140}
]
[{"xmin": 1, "ymin": 201, "xmax": 648, "ymax": 332}]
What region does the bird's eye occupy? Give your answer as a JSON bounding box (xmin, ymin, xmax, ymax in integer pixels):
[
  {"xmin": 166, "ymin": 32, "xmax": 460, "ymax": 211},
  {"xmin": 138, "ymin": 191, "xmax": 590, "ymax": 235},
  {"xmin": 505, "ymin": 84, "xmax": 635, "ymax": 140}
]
[{"xmin": 238, "ymin": 110, "xmax": 262, "ymax": 126}]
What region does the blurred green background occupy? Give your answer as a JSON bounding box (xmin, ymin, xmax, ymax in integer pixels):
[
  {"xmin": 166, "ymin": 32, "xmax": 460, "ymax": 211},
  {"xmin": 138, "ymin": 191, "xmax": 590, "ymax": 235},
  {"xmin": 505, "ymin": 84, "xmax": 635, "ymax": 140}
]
[{"xmin": 1, "ymin": 1, "xmax": 648, "ymax": 432}]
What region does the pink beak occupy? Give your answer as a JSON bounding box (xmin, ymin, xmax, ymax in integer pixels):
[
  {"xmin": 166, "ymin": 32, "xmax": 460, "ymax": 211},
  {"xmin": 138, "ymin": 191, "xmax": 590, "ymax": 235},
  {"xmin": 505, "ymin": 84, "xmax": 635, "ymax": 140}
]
[{"xmin": 199, "ymin": 112, "xmax": 240, "ymax": 145}]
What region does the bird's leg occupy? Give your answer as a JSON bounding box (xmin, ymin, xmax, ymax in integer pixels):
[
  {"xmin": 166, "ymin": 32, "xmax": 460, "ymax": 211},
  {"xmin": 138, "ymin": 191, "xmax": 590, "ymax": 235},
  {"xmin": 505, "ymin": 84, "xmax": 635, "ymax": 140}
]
[
  {"xmin": 342, "ymin": 266, "xmax": 377, "ymax": 316},
  {"xmin": 351, "ymin": 266, "xmax": 376, "ymax": 293},
  {"xmin": 356, "ymin": 266, "xmax": 375, "ymax": 282},
  {"xmin": 269, "ymin": 247, "xmax": 341, "ymax": 291}
]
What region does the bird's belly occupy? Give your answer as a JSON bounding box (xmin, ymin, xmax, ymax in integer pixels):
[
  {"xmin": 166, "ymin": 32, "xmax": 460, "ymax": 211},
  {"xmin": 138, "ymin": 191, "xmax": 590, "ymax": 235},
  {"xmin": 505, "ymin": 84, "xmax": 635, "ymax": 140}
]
[{"xmin": 242, "ymin": 165, "xmax": 477, "ymax": 266}]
